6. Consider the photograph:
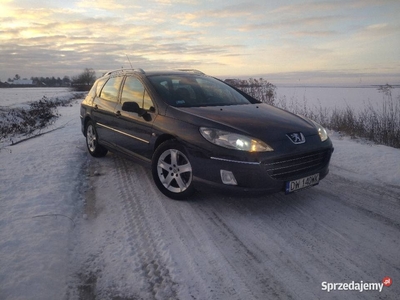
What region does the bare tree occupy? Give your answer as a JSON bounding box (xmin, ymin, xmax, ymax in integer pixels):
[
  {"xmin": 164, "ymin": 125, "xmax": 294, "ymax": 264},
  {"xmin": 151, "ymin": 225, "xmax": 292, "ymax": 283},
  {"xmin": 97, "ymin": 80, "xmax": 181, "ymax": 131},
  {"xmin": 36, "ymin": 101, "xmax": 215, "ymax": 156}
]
[
  {"xmin": 225, "ymin": 78, "xmax": 276, "ymax": 105},
  {"xmin": 72, "ymin": 68, "xmax": 96, "ymax": 86}
]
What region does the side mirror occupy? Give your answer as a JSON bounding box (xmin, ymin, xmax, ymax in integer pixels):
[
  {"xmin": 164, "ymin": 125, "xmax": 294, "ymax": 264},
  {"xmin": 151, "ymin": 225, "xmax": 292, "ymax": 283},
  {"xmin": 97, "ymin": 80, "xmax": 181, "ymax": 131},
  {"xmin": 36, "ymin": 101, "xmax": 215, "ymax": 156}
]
[{"xmin": 122, "ymin": 101, "xmax": 146, "ymax": 117}]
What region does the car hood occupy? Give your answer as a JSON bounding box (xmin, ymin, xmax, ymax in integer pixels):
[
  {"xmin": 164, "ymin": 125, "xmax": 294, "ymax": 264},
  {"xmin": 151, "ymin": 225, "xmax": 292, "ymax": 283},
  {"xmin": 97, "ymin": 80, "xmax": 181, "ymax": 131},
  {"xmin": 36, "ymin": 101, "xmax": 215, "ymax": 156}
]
[{"xmin": 168, "ymin": 103, "xmax": 318, "ymax": 142}]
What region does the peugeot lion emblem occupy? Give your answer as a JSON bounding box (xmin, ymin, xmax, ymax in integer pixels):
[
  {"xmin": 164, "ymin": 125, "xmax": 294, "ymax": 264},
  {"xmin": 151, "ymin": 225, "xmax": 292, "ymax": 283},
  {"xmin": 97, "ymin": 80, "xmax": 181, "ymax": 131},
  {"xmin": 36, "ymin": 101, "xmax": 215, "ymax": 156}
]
[{"xmin": 287, "ymin": 132, "xmax": 306, "ymax": 144}]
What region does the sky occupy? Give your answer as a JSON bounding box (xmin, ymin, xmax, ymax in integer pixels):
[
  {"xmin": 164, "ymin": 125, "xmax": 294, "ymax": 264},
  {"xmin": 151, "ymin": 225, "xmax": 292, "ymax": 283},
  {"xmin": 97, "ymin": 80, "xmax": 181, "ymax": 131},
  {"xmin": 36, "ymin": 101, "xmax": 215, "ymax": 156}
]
[{"xmin": 0, "ymin": 0, "xmax": 399, "ymax": 85}]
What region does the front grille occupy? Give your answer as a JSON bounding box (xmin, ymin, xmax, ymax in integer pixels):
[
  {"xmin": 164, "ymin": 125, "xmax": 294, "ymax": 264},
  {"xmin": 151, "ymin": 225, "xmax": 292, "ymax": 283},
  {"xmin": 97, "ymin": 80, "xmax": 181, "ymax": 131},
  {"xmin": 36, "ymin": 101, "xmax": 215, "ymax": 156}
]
[{"xmin": 264, "ymin": 149, "xmax": 331, "ymax": 180}]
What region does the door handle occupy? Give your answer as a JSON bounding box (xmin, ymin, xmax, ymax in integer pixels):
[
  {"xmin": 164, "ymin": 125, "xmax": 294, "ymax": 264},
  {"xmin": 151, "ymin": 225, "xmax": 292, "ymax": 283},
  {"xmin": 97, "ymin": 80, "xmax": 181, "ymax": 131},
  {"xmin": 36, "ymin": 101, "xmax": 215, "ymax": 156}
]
[{"xmin": 115, "ymin": 110, "xmax": 121, "ymax": 117}]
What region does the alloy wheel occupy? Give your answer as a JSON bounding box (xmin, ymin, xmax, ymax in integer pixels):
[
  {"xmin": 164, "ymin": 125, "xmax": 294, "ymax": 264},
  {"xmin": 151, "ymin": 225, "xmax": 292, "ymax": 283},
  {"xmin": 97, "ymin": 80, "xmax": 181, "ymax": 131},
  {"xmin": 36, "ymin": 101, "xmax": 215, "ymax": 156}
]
[{"xmin": 157, "ymin": 148, "xmax": 193, "ymax": 193}]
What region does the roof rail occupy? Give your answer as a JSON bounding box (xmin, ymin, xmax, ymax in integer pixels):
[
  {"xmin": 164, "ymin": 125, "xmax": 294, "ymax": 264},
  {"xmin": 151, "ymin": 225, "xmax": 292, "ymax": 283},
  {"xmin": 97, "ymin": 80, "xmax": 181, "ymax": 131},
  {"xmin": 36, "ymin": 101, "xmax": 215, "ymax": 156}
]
[
  {"xmin": 103, "ymin": 68, "xmax": 145, "ymax": 76},
  {"xmin": 176, "ymin": 69, "xmax": 205, "ymax": 75}
]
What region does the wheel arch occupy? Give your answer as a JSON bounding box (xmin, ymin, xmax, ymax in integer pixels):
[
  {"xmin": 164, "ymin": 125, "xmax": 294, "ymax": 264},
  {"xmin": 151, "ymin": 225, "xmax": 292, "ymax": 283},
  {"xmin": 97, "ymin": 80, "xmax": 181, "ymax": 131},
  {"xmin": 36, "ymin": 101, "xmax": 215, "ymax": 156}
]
[
  {"xmin": 83, "ymin": 115, "xmax": 92, "ymax": 137},
  {"xmin": 153, "ymin": 134, "xmax": 177, "ymax": 152}
]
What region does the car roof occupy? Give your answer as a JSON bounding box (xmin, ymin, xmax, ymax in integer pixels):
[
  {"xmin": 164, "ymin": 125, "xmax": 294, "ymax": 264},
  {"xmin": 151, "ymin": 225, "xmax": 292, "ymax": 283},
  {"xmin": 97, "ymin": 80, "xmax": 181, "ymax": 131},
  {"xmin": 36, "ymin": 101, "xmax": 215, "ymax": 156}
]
[{"xmin": 101, "ymin": 68, "xmax": 206, "ymax": 78}]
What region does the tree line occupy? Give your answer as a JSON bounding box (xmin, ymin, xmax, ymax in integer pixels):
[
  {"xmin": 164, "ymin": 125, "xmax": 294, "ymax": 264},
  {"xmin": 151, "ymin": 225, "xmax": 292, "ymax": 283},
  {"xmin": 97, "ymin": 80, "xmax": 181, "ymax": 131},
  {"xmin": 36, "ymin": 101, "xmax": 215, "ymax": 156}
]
[{"xmin": 0, "ymin": 68, "xmax": 97, "ymax": 89}]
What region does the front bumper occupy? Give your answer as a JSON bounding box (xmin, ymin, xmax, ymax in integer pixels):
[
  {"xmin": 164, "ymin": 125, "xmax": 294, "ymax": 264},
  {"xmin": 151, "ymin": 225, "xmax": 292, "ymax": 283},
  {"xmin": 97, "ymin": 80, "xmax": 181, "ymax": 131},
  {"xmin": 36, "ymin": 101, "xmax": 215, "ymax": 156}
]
[{"xmin": 187, "ymin": 146, "xmax": 333, "ymax": 195}]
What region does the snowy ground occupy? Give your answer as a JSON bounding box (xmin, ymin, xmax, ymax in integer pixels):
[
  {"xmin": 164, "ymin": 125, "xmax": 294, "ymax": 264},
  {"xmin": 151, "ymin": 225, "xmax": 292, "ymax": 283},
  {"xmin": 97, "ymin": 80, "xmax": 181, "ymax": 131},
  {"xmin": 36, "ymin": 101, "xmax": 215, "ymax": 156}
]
[
  {"xmin": 275, "ymin": 85, "xmax": 400, "ymax": 111},
  {"xmin": 0, "ymin": 87, "xmax": 72, "ymax": 108},
  {"xmin": 0, "ymin": 99, "xmax": 399, "ymax": 299}
]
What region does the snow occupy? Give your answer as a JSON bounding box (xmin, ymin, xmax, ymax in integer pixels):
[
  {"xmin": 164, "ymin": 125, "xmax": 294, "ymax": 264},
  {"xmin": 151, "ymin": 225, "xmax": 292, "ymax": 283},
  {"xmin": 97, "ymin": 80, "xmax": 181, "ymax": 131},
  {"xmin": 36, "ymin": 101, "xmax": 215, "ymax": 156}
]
[
  {"xmin": 275, "ymin": 85, "xmax": 400, "ymax": 111},
  {"xmin": 0, "ymin": 89, "xmax": 399, "ymax": 299},
  {"xmin": 0, "ymin": 87, "xmax": 73, "ymax": 109},
  {"xmin": 328, "ymin": 132, "xmax": 400, "ymax": 186},
  {"xmin": 0, "ymin": 102, "xmax": 87, "ymax": 299}
]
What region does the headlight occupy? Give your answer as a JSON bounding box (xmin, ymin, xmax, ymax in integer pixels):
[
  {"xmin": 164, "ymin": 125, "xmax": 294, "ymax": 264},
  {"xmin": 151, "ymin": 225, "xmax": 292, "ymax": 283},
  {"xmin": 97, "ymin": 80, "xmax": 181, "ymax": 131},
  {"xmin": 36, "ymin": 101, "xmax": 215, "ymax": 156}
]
[
  {"xmin": 199, "ymin": 127, "xmax": 273, "ymax": 152},
  {"xmin": 310, "ymin": 120, "xmax": 328, "ymax": 142}
]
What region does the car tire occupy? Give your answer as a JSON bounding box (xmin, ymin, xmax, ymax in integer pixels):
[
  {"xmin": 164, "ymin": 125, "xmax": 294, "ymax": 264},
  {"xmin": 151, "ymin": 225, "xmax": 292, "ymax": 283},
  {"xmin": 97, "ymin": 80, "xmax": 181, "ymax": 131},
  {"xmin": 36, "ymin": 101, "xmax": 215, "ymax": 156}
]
[
  {"xmin": 85, "ymin": 120, "xmax": 108, "ymax": 157},
  {"xmin": 152, "ymin": 140, "xmax": 195, "ymax": 200}
]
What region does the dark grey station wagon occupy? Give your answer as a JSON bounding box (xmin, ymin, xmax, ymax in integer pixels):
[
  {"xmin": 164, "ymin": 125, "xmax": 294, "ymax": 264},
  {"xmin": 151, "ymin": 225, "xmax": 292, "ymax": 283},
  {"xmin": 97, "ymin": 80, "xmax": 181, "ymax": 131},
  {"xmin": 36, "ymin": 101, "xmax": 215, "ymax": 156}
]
[{"xmin": 80, "ymin": 69, "xmax": 333, "ymax": 199}]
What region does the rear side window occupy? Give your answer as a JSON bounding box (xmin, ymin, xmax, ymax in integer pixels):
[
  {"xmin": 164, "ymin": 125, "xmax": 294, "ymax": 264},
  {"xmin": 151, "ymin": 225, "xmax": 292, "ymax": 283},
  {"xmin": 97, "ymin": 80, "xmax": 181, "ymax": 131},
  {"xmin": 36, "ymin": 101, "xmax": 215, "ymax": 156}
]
[
  {"xmin": 121, "ymin": 77, "xmax": 144, "ymax": 106},
  {"xmin": 121, "ymin": 76, "xmax": 154, "ymax": 110},
  {"xmin": 100, "ymin": 76, "xmax": 123, "ymax": 102}
]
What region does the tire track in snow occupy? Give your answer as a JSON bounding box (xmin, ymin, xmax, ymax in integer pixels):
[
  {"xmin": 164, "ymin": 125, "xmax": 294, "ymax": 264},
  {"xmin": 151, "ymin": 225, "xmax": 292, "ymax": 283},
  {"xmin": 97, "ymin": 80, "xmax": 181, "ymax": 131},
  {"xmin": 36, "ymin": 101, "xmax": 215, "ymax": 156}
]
[
  {"xmin": 184, "ymin": 186, "xmax": 400, "ymax": 299},
  {"xmin": 138, "ymin": 184, "xmax": 300, "ymax": 299},
  {"xmin": 321, "ymin": 173, "xmax": 400, "ymax": 230},
  {"xmin": 112, "ymin": 157, "xmax": 267, "ymax": 299},
  {"xmin": 72, "ymin": 153, "xmax": 400, "ymax": 299},
  {"xmin": 151, "ymin": 196, "xmax": 260, "ymax": 300},
  {"xmin": 188, "ymin": 195, "xmax": 341, "ymax": 299},
  {"xmin": 107, "ymin": 155, "xmax": 400, "ymax": 299},
  {"xmin": 315, "ymin": 174, "xmax": 400, "ymax": 279},
  {"xmin": 114, "ymin": 157, "xmax": 179, "ymax": 300},
  {"xmin": 192, "ymin": 202, "xmax": 290, "ymax": 299}
]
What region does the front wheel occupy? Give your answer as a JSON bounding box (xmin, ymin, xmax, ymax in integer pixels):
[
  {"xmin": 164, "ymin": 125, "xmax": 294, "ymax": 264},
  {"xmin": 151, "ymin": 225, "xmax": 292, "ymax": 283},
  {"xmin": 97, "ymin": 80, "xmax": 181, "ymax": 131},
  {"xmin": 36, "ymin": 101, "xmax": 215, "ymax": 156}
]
[
  {"xmin": 152, "ymin": 141, "xmax": 195, "ymax": 200},
  {"xmin": 85, "ymin": 120, "xmax": 108, "ymax": 157}
]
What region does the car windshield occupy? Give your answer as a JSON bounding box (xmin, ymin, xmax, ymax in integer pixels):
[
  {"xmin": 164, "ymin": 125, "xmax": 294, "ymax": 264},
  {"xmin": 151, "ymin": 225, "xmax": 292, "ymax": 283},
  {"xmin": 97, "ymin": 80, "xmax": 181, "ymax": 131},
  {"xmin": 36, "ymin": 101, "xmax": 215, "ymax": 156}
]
[{"xmin": 147, "ymin": 75, "xmax": 252, "ymax": 107}]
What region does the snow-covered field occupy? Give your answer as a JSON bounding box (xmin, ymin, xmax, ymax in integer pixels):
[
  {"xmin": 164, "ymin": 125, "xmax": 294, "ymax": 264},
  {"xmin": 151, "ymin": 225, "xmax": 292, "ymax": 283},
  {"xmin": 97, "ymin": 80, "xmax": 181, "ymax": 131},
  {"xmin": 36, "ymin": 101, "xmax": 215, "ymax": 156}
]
[
  {"xmin": 0, "ymin": 87, "xmax": 73, "ymax": 109},
  {"xmin": 0, "ymin": 88, "xmax": 399, "ymax": 299},
  {"xmin": 276, "ymin": 85, "xmax": 400, "ymax": 111}
]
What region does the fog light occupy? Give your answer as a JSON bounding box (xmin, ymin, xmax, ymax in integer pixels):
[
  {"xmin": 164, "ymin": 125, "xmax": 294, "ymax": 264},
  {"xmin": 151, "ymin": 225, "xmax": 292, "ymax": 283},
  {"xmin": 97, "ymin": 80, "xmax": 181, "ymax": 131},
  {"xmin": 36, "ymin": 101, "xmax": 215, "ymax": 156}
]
[{"xmin": 220, "ymin": 170, "xmax": 237, "ymax": 185}]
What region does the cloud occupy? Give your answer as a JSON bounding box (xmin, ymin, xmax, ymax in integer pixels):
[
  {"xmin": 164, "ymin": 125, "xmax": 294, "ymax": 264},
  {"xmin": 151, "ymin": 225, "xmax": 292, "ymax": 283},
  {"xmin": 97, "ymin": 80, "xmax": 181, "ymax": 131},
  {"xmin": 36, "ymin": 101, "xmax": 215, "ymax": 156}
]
[
  {"xmin": 173, "ymin": 2, "xmax": 261, "ymax": 29},
  {"xmin": 76, "ymin": 0, "xmax": 131, "ymax": 11},
  {"xmin": 0, "ymin": 0, "xmax": 399, "ymax": 83},
  {"xmin": 270, "ymin": 0, "xmax": 344, "ymax": 15},
  {"xmin": 239, "ymin": 15, "xmax": 344, "ymax": 32},
  {"xmin": 290, "ymin": 30, "xmax": 338, "ymax": 37},
  {"xmin": 0, "ymin": 3, "xmax": 244, "ymax": 78}
]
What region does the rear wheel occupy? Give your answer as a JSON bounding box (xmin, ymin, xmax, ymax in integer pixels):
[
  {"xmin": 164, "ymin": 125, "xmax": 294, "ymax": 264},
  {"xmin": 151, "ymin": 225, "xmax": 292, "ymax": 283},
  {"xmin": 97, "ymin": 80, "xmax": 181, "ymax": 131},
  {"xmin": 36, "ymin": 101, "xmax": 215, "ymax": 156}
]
[
  {"xmin": 152, "ymin": 140, "xmax": 194, "ymax": 200},
  {"xmin": 85, "ymin": 120, "xmax": 108, "ymax": 157}
]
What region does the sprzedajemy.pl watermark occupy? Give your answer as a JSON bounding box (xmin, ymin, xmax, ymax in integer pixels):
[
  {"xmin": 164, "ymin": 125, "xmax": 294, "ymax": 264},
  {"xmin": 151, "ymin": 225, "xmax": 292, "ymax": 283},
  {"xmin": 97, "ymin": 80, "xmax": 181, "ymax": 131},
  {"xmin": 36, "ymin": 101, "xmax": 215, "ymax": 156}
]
[{"xmin": 321, "ymin": 277, "xmax": 392, "ymax": 293}]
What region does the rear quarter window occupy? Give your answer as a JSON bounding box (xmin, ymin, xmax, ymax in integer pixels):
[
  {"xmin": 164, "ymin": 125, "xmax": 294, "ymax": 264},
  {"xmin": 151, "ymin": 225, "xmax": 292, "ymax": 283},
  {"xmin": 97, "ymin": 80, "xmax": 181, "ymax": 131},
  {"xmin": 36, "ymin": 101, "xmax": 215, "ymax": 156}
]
[
  {"xmin": 100, "ymin": 77, "xmax": 123, "ymax": 102},
  {"xmin": 95, "ymin": 78, "xmax": 108, "ymax": 97}
]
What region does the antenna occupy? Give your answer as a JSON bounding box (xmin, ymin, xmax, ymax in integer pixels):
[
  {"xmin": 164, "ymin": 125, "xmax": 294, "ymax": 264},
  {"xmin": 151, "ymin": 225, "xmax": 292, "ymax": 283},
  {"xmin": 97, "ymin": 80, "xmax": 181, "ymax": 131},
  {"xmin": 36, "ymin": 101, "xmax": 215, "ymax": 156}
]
[{"xmin": 126, "ymin": 54, "xmax": 133, "ymax": 69}]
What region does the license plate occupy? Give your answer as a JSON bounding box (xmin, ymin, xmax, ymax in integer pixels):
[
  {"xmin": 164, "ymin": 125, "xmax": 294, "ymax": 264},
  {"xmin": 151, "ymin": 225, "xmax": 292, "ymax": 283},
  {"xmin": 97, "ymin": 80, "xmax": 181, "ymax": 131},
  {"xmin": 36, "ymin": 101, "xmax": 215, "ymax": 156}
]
[{"xmin": 285, "ymin": 173, "xmax": 319, "ymax": 193}]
